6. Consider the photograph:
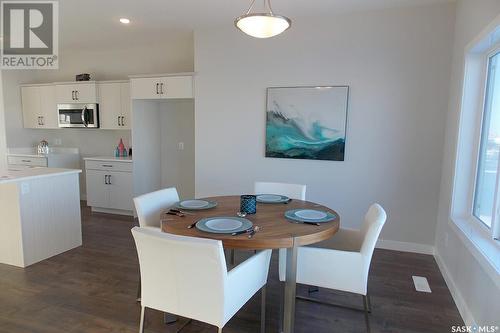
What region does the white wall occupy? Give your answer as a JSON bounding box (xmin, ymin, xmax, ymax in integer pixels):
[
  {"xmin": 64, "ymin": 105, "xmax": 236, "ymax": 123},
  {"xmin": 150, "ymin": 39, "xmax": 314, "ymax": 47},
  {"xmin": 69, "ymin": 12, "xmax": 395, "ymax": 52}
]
[
  {"xmin": 160, "ymin": 100, "xmax": 195, "ymax": 199},
  {"xmin": 2, "ymin": 33, "xmax": 194, "ymax": 196},
  {"xmin": 0, "ymin": 71, "xmax": 7, "ymax": 172},
  {"xmin": 194, "ymin": 4, "xmax": 455, "ymax": 247},
  {"xmin": 435, "ymin": 0, "xmax": 500, "ymax": 326},
  {"xmin": 131, "ymin": 99, "xmax": 195, "ymax": 200},
  {"xmin": 131, "ymin": 100, "xmax": 162, "ymax": 198}
]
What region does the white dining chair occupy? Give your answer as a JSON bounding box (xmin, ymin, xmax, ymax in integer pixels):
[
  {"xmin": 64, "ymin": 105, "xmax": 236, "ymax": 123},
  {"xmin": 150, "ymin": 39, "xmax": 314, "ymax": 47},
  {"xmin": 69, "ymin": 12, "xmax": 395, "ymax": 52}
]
[
  {"xmin": 131, "ymin": 227, "xmax": 272, "ymax": 333},
  {"xmin": 254, "ymin": 181, "xmax": 306, "ymax": 200},
  {"xmin": 278, "ymin": 203, "xmax": 387, "ymax": 332},
  {"xmin": 133, "ymin": 187, "xmax": 179, "ymax": 303},
  {"xmin": 133, "ymin": 187, "xmax": 180, "ymax": 229}
]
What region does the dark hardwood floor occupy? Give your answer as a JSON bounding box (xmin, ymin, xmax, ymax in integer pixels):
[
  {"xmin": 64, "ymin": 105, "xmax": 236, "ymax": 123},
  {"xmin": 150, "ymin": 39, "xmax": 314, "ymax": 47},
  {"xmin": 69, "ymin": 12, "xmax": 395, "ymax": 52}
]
[{"xmin": 0, "ymin": 205, "xmax": 463, "ymax": 333}]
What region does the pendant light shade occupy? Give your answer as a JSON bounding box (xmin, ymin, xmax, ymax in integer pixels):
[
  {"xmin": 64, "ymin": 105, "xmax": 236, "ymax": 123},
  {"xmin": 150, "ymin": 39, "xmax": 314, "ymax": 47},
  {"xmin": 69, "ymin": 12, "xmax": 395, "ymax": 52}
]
[{"xmin": 235, "ymin": 0, "xmax": 291, "ymax": 38}]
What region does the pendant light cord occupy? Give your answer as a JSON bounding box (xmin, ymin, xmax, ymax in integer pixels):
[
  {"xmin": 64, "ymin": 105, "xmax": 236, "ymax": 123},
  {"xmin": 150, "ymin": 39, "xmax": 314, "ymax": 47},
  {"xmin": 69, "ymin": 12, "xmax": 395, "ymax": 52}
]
[
  {"xmin": 245, "ymin": 0, "xmax": 256, "ymax": 14},
  {"xmin": 266, "ymin": 0, "xmax": 274, "ymax": 14},
  {"xmin": 245, "ymin": 0, "xmax": 275, "ymax": 15}
]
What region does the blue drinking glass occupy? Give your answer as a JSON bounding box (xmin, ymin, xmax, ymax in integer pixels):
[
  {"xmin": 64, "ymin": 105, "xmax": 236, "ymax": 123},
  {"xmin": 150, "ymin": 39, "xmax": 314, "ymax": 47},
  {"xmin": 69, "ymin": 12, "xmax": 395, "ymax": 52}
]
[{"xmin": 240, "ymin": 195, "xmax": 257, "ymax": 214}]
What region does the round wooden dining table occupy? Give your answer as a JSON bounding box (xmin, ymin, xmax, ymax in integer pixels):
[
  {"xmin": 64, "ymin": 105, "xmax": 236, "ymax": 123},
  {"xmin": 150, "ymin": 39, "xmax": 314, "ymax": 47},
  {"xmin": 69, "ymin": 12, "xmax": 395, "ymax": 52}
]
[{"xmin": 161, "ymin": 195, "xmax": 340, "ymax": 333}]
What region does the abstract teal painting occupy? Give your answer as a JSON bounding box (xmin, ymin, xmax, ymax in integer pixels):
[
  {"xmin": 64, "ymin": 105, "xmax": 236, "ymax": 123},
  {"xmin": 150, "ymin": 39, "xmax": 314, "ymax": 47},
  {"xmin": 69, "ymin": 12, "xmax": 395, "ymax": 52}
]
[{"xmin": 266, "ymin": 86, "xmax": 349, "ymax": 161}]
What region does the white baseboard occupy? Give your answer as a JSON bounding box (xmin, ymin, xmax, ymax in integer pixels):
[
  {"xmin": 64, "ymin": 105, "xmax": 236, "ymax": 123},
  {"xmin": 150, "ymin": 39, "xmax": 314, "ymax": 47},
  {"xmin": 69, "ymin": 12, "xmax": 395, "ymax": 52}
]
[
  {"xmin": 376, "ymin": 239, "xmax": 435, "ymax": 255},
  {"xmin": 91, "ymin": 207, "xmax": 134, "ymax": 217},
  {"xmin": 434, "ymin": 252, "xmax": 477, "ymax": 327}
]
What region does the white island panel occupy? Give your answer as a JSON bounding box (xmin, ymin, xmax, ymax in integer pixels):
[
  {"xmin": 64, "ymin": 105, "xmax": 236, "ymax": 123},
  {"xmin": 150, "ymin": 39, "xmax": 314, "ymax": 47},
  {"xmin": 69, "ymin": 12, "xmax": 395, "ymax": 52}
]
[
  {"xmin": 0, "ymin": 168, "xmax": 82, "ymax": 267},
  {"xmin": 0, "ymin": 183, "xmax": 24, "ymax": 266}
]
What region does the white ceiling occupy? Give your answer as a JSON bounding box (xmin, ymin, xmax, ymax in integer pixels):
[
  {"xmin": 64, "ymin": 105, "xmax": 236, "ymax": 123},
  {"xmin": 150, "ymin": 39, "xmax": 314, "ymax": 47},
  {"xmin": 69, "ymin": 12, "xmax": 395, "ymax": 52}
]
[{"xmin": 60, "ymin": 0, "xmax": 454, "ymax": 49}]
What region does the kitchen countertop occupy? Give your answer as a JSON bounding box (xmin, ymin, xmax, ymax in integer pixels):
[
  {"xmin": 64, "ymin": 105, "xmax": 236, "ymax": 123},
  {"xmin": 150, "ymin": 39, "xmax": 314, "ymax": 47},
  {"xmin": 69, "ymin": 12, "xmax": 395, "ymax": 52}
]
[
  {"xmin": 8, "ymin": 148, "xmax": 79, "ymax": 158},
  {"xmin": 0, "ymin": 167, "xmax": 82, "ymax": 184},
  {"xmin": 83, "ymin": 156, "xmax": 133, "ymax": 163}
]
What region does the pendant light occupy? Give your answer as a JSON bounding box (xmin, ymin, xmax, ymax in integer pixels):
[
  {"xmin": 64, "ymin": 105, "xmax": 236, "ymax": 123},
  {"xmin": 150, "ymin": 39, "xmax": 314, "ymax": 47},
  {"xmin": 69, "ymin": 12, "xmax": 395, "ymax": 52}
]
[{"xmin": 234, "ymin": 0, "xmax": 291, "ymax": 38}]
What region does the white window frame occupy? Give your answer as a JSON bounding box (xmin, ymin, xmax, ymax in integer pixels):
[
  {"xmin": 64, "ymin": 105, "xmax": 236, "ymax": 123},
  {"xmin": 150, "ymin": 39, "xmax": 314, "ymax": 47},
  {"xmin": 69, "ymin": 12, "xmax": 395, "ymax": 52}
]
[
  {"xmin": 451, "ymin": 16, "xmax": 500, "ymax": 277},
  {"xmin": 471, "ymin": 46, "xmax": 500, "ymax": 236}
]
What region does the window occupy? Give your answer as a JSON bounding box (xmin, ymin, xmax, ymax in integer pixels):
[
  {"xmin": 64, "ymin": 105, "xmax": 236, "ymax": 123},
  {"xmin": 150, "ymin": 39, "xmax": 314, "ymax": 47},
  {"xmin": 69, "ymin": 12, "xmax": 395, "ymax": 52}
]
[
  {"xmin": 452, "ymin": 20, "xmax": 500, "ymax": 277},
  {"xmin": 473, "ymin": 51, "xmax": 500, "ymax": 229}
]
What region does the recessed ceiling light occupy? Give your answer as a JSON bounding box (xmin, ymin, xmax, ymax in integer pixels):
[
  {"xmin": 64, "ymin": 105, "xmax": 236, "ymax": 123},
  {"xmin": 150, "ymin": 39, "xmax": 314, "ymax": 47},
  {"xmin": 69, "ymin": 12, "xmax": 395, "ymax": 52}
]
[{"xmin": 119, "ymin": 18, "xmax": 130, "ymax": 24}]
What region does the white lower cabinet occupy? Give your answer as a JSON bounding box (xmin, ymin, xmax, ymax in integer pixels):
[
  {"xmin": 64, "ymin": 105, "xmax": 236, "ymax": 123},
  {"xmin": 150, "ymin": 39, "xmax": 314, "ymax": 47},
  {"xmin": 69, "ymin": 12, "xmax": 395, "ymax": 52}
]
[
  {"xmin": 108, "ymin": 171, "xmax": 133, "ymax": 211},
  {"xmin": 85, "ymin": 159, "xmax": 133, "ymax": 215}
]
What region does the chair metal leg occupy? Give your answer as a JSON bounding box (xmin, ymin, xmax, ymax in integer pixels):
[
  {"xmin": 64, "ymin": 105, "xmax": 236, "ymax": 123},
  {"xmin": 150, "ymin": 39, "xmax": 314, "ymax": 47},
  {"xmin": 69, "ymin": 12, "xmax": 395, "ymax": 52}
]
[
  {"xmin": 218, "ymin": 328, "xmax": 223, "ymax": 333},
  {"xmin": 261, "ymin": 285, "xmax": 266, "ymax": 333},
  {"xmin": 164, "ymin": 312, "xmax": 177, "ymax": 324},
  {"xmin": 136, "ymin": 276, "xmax": 141, "ymax": 302},
  {"xmin": 297, "ymin": 295, "xmax": 366, "ymax": 312},
  {"xmin": 278, "ymin": 282, "xmax": 284, "ymax": 332},
  {"xmin": 308, "ymin": 286, "xmax": 319, "ymax": 294},
  {"xmin": 363, "ymin": 295, "xmax": 371, "ymax": 333},
  {"xmin": 230, "ymin": 249, "xmax": 235, "ymax": 265},
  {"xmin": 139, "ymin": 306, "xmax": 145, "ymax": 333},
  {"xmin": 176, "ymin": 319, "xmax": 193, "ymax": 333}
]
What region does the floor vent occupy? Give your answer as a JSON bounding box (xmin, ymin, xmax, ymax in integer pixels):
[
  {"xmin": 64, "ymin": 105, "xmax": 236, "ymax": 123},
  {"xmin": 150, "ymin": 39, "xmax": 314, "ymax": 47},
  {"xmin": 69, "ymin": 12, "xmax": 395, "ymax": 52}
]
[{"xmin": 412, "ymin": 276, "xmax": 432, "ymax": 293}]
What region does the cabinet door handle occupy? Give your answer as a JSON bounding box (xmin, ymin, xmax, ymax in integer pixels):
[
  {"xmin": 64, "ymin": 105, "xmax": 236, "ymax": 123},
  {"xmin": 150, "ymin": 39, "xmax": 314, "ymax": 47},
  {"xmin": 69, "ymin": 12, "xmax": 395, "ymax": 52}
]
[
  {"xmin": 156, "ymin": 83, "xmax": 159, "ymax": 95},
  {"xmin": 21, "ymin": 159, "xmax": 32, "ymax": 163},
  {"xmin": 117, "ymin": 116, "xmax": 121, "ymax": 126},
  {"xmin": 107, "ymin": 175, "xmax": 112, "ymax": 185},
  {"xmin": 104, "ymin": 175, "xmax": 108, "ymax": 184},
  {"xmin": 40, "ymin": 116, "xmax": 44, "ymax": 125},
  {"xmin": 102, "ymin": 164, "xmax": 113, "ymax": 168},
  {"xmin": 75, "ymin": 90, "xmax": 79, "ymax": 100},
  {"xmin": 72, "ymin": 90, "xmax": 75, "ymax": 100},
  {"xmin": 160, "ymin": 83, "xmax": 164, "ymax": 95},
  {"xmin": 121, "ymin": 116, "xmax": 125, "ymax": 126},
  {"xmin": 37, "ymin": 116, "xmax": 40, "ymax": 125}
]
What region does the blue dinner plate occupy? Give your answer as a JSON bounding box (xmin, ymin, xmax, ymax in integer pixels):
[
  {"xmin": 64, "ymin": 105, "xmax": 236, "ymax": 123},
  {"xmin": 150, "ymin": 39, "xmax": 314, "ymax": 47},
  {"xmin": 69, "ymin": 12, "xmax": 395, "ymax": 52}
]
[
  {"xmin": 196, "ymin": 216, "xmax": 253, "ymax": 234},
  {"xmin": 176, "ymin": 199, "xmax": 217, "ymax": 210},
  {"xmin": 285, "ymin": 209, "xmax": 336, "ymax": 223},
  {"xmin": 256, "ymin": 194, "xmax": 290, "ymax": 203}
]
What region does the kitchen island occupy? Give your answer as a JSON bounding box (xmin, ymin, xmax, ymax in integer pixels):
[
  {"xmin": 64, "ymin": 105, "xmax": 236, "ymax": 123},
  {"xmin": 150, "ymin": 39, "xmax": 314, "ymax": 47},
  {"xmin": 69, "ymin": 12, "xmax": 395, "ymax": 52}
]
[{"xmin": 0, "ymin": 167, "xmax": 82, "ymax": 267}]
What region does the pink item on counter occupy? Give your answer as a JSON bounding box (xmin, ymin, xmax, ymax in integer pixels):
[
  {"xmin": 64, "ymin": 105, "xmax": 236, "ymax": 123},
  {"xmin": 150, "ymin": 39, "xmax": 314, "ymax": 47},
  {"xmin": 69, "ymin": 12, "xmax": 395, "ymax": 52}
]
[{"xmin": 118, "ymin": 138, "xmax": 125, "ymax": 156}]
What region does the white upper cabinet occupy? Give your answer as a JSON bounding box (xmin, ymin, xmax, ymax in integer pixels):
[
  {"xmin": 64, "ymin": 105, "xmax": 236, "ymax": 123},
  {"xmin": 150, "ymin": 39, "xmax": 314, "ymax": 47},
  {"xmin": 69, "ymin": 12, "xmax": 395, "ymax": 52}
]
[
  {"xmin": 120, "ymin": 82, "xmax": 131, "ymax": 128},
  {"xmin": 55, "ymin": 82, "xmax": 97, "ymax": 104},
  {"xmin": 21, "ymin": 85, "xmax": 58, "ymax": 129},
  {"xmin": 21, "ymin": 86, "xmax": 40, "ymax": 129},
  {"xmin": 130, "ymin": 75, "xmax": 193, "ymax": 100},
  {"xmin": 129, "ymin": 77, "xmax": 161, "ymax": 100},
  {"xmin": 98, "ymin": 82, "xmax": 131, "ymax": 130},
  {"xmin": 39, "ymin": 85, "xmax": 58, "ymax": 128}
]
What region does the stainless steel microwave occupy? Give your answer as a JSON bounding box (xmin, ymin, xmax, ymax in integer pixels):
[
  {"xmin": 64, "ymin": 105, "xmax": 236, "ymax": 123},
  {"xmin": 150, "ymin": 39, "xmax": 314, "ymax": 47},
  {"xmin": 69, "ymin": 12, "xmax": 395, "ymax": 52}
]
[{"xmin": 58, "ymin": 103, "xmax": 99, "ymax": 128}]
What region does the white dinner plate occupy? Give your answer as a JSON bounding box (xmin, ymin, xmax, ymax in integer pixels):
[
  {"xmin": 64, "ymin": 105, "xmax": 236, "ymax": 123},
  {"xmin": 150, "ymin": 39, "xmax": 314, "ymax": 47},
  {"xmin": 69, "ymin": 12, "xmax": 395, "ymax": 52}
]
[
  {"xmin": 257, "ymin": 194, "xmax": 283, "ymax": 202},
  {"xmin": 205, "ymin": 218, "xmax": 244, "ymax": 231},
  {"xmin": 181, "ymin": 200, "xmax": 209, "ymax": 208},
  {"xmin": 196, "ymin": 216, "xmax": 253, "ymax": 234},
  {"xmin": 294, "ymin": 209, "xmax": 328, "ymax": 220}
]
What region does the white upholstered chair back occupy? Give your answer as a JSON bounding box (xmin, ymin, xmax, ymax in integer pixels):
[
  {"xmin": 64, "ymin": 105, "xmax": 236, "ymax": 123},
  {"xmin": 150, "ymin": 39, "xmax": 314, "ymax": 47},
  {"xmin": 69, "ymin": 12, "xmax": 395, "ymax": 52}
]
[
  {"xmin": 254, "ymin": 181, "xmax": 306, "ymax": 200},
  {"xmin": 133, "ymin": 187, "xmax": 179, "ymax": 228},
  {"xmin": 360, "ymin": 203, "xmax": 387, "ymax": 261},
  {"xmin": 132, "ymin": 227, "xmax": 227, "ymax": 327}
]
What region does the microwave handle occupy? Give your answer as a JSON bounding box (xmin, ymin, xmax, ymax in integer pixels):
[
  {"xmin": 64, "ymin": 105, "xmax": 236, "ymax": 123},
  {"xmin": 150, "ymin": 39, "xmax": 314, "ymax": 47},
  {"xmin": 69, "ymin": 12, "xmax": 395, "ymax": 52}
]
[{"xmin": 81, "ymin": 106, "xmax": 88, "ymax": 127}]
